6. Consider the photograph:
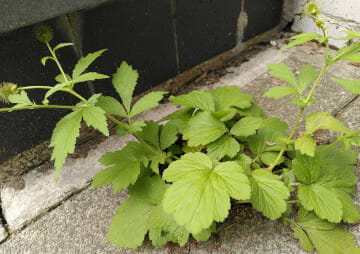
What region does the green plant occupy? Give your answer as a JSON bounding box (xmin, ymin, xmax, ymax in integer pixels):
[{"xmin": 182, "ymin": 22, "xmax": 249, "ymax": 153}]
[{"xmin": 2, "ymin": 4, "xmax": 360, "ymax": 253}]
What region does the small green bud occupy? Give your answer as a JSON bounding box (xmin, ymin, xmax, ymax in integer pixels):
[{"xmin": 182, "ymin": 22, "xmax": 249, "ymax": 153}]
[
  {"xmin": 0, "ymin": 82, "xmax": 18, "ymax": 103},
  {"xmin": 33, "ymin": 24, "xmax": 53, "ymax": 43},
  {"xmin": 304, "ymin": 2, "xmax": 321, "ymax": 17},
  {"xmin": 315, "ymin": 18, "xmax": 324, "ymax": 28}
]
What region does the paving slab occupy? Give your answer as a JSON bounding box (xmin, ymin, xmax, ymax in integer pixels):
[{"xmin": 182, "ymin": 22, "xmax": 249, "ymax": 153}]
[{"xmin": 2, "ymin": 41, "xmax": 360, "ymax": 253}]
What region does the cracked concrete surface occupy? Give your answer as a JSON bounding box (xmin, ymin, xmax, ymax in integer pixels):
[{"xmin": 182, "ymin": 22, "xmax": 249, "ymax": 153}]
[{"xmin": 1, "ymin": 40, "xmax": 360, "ymax": 253}]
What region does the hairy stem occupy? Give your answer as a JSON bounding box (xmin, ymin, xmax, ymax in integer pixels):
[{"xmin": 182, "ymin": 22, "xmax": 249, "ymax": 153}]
[
  {"xmin": 319, "ymin": 128, "xmax": 360, "ymax": 153},
  {"xmin": 46, "ymin": 42, "xmax": 69, "ymax": 82},
  {"xmin": 0, "ymin": 105, "xmax": 86, "ymax": 112},
  {"xmin": 267, "ymin": 29, "xmax": 330, "ymax": 171}
]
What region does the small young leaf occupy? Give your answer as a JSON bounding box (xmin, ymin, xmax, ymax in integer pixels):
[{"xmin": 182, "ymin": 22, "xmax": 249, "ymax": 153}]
[
  {"xmin": 130, "ymin": 91, "xmax": 166, "ymax": 117},
  {"xmin": 281, "ymin": 33, "xmax": 320, "ymax": 51},
  {"xmin": 250, "ymin": 169, "xmax": 290, "ymax": 220},
  {"xmin": 332, "ymin": 78, "xmax": 360, "ymax": 94},
  {"xmin": 41, "ymin": 56, "xmax": 54, "ymax": 66},
  {"xmin": 207, "ymin": 135, "xmax": 240, "ymax": 160},
  {"xmin": 8, "ymin": 91, "xmax": 33, "ymax": 107},
  {"xmin": 53, "ymin": 42, "xmax": 74, "ymax": 52},
  {"xmin": 112, "ymin": 61, "xmax": 139, "ymax": 113},
  {"xmin": 295, "ymin": 135, "xmax": 316, "ymax": 157},
  {"xmin": 83, "ymin": 105, "xmax": 109, "ymax": 136},
  {"xmin": 96, "ymin": 96, "xmax": 127, "ymax": 117},
  {"xmin": 298, "ymin": 64, "xmax": 318, "ymax": 93},
  {"xmin": 231, "ymin": 117, "xmax": 263, "ymax": 137},
  {"xmin": 306, "ymin": 112, "xmax": 350, "ymax": 134},
  {"xmin": 183, "ymin": 111, "xmax": 228, "ymax": 146},
  {"xmin": 267, "ymin": 62, "xmax": 298, "ymax": 89},
  {"xmin": 43, "ymin": 80, "xmax": 74, "ymax": 103},
  {"xmin": 73, "ymin": 72, "xmax": 109, "ymax": 83},
  {"xmin": 263, "ymin": 86, "xmax": 299, "ymax": 99},
  {"xmin": 72, "ymin": 49, "xmax": 107, "ymax": 79},
  {"xmin": 55, "ymin": 73, "xmax": 71, "ymax": 83},
  {"xmin": 291, "ymin": 208, "xmax": 360, "ymax": 254},
  {"xmin": 128, "ymin": 120, "xmax": 146, "ymax": 134},
  {"xmin": 169, "ymin": 90, "xmax": 215, "ymax": 111},
  {"xmin": 49, "ymin": 110, "xmax": 83, "ymax": 179}
]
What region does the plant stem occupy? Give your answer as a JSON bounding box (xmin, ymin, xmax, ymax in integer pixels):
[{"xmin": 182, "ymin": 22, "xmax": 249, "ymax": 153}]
[
  {"xmin": 319, "ymin": 128, "xmax": 360, "ymax": 153},
  {"xmin": 267, "ymin": 28, "xmax": 330, "ymax": 172},
  {"xmin": 0, "ymin": 105, "xmax": 86, "ymax": 112},
  {"xmin": 19, "ymin": 86, "xmax": 53, "ymax": 90},
  {"xmin": 46, "ymin": 42, "xmax": 69, "ymax": 82},
  {"xmin": 267, "ymin": 107, "xmax": 304, "ymax": 171}
]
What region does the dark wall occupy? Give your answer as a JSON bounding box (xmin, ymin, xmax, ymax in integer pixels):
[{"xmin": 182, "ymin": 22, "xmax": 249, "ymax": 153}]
[{"xmin": 0, "ymin": 0, "xmax": 284, "ymax": 162}]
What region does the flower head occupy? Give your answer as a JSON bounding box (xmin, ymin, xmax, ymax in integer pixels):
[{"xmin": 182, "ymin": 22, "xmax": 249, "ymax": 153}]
[
  {"xmin": 33, "ymin": 24, "xmax": 53, "ymax": 43},
  {"xmin": 304, "ymin": 2, "xmax": 321, "ymax": 17},
  {"xmin": 0, "ymin": 82, "xmax": 18, "ymax": 103}
]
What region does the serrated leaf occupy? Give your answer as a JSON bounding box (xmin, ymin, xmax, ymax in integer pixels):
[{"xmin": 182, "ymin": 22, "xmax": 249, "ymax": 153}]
[
  {"xmin": 263, "ymin": 86, "xmax": 299, "ymax": 99},
  {"xmin": 112, "ymin": 61, "xmax": 139, "ymax": 113},
  {"xmin": 49, "ymin": 110, "xmax": 83, "ymax": 179},
  {"xmin": 106, "ymin": 199, "xmax": 152, "ymax": 249},
  {"xmin": 295, "ymin": 135, "xmax": 316, "ymax": 156},
  {"xmin": 41, "ymin": 56, "xmax": 54, "ymax": 66},
  {"xmin": 53, "ymin": 42, "xmax": 74, "ymax": 52},
  {"xmin": 250, "ymin": 169, "xmax": 290, "ymax": 220},
  {"xmin": 291, "ymin": 208, "xmax": 360, "ymax": 254},
  {"xmin": 72, "ymin": 49, "xmax": 107, "ymax": 79},
  {"xmin": 298, "ymin": 184, "xmax": 343, "ymax": 223},
  {"xmin": 237, "ymin": 101, "xmax": 266, "ymax": 118},
  {"xmin": 336, "ymin": 44, "xmax": 360, "ymax": 61},
  {"xmin": 95, "ymin": 96, "xmax": 127, "ymax": 117},
  {"xmin": 261, "ymin": 117, "xmax": 288, "ymax": 134},
  {"xmin": 183, "ymin": 111, "xmax": 228, "ymax": 146},
  {"xmin": 293, "ymin": 152, "xmax": 321, "ymax": 184},
  {"xmin": 281, "ymin": 33, "xmax": 320, "ymax": 51},
  {"xmin": 306, "ymin": 112, "xmax": 350, "ymax": 134},
  {"xmin": 169, "ymin": 90, "xmax": 215, "ymax": 111},
  {"xmin": 207, "ymin": 86, "xmax": 253, "ymax": 110},
  {"xmin": 92, "ymin": 142, "xmax": 151, "ymax": 192},
  {"xmin": 207, "ymin": 135, "xmax": 240, "ymax": 160},
  {"xmin": 73, "ymin": 72, "xmax": 109, "ymax": 83},
  {"xmin": 130, "ymin": 91, "xmax": 166, "ymax": 117},
  {"xmin": 260, "ymin": 152, "xmax": 284, "ymax": 166},
  {"xmin": 231, "ymin": 117, "xmax": 263, "ymax": 137},
  {"xmin": 267, "ymin": 62, "xmax": 298, "ymax": 89},
  {"xmin": 83, "ymin": 105, "xmax": 109, "ymax": 136},
  {"xmin": 163, "ymin": 153, "xmax": 250, "ymax": 234},
  {"xmin": 299, "ymin": 64, "xmax": 318, "ymax": 93},
  {"xmin": 8, "ymin": 91, "xmax": 33, "ymax": 107},
  {"xmin": 332, "ymin": 78, "xmax": 360, "ymax": 94},
  {"xmin": 160, "ymin": 122, "xmax": 178, "ymax": 150}
]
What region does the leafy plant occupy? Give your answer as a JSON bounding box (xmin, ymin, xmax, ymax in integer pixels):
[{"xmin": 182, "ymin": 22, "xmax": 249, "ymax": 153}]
[{"xmin": 1, "ymin": 4, "xmax": 360, "ymax": 253}]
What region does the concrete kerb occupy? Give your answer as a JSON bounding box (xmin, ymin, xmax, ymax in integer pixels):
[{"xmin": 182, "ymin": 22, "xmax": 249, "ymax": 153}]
[{"xmin": 1, "ymin": 40, "xmax": 360, "ymax": 252}]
